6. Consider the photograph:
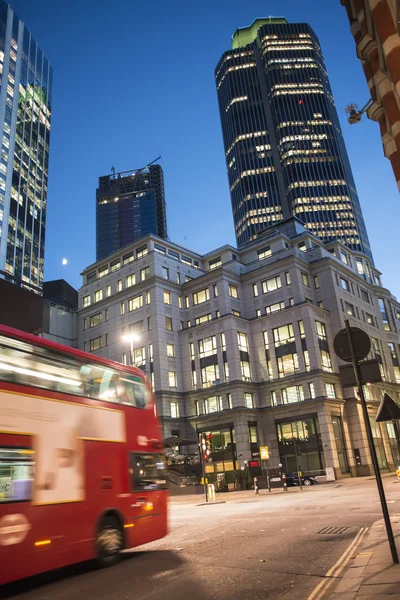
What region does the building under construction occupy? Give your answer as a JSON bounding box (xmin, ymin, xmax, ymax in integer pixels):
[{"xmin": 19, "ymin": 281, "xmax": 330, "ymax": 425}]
[{"xmin": 96, "ymin": 162, "xmax": 167, "ymax": 260}]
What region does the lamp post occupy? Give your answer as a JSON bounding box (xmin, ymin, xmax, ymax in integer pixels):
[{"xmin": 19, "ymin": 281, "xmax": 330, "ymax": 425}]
[
  {"xmin": 122, "ymin": 333, "xmax": 151, "ymax": 382},
  {"xmin": 122, "ymin": 332, "xmax": 141, "ymax": 366}
]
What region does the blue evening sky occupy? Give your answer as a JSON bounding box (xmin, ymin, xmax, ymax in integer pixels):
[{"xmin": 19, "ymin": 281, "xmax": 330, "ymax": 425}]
[{"xmin": 11, "ymin": 0, "xmax": 400, "ymax": 296}]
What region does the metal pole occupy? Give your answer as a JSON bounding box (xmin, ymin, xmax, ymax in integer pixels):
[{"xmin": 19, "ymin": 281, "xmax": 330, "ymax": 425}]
[
  {"xmin": 264, "ymin": 460, "xmax": 271, "ymax": 492},
  {"xmin": 345, "ymin": 320, "xmax": 398, "ymax": 564},
  {"xmin": 199, "ymin": 438, "xmax": 208, "ymax": 503},
  {"xmin": 130, "ymin": 340, "xmax": 134, "ymax": 366},
  {"xmin": 293, "ymin": 436, "xmax": 302, "ymax": 490}
]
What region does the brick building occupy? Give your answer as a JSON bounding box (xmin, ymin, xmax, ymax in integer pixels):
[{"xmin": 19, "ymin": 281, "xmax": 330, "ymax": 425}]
[{"xmin": 341, "ymin": 0, "xmax": 400, "ymax": 189}]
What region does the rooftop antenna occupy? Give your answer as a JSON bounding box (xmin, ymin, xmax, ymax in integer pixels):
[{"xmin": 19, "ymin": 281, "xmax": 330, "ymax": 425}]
[{"xmin": 111, "ymin": 165, "xmax": 116, "ymax": 177}]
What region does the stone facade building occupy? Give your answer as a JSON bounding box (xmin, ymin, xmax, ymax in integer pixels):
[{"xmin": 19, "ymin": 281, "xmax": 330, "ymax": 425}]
[{"xmin": 78, "ymin": 218, "xmax": 400, "ymax": 479}]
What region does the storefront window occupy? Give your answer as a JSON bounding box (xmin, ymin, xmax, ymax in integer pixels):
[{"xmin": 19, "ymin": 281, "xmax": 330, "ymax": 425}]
[
  {"xmin": 276, "ymin": 416, "xmax": 325, "ymax": 474},
  {"xmin": 200, "ymin": 428, "xmax": 236, "ymax": 474},
  {"xmin": 332, "ymin": 416, "xmax": 349, "ymax": 474},
  {"xmin": 369, "ymin": 418, "xmax": 388, "ymax": 469},
  {"xmin": 386, "ymin": 422, "xmax": 400, "ymax": 466}
]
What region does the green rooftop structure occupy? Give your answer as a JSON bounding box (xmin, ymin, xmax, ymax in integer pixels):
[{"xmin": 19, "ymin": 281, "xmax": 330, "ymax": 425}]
[{"xmin": 232, "ymin": 17, "xmax": 288, "ymax": 49}]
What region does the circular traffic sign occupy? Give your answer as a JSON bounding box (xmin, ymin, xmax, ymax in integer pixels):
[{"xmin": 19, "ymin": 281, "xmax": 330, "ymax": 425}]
[{"xmin": 333, "ymin": 327, "xmax": 371, "ymax": 363}]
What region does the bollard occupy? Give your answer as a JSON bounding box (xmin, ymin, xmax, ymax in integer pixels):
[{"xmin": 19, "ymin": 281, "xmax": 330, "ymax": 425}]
[
  {"xmin": 282, "ymin": 473, "xmax": 288, "ymax": 492},
  {"xmin": 254, "ymin": 477, "xmax": 259, "ymax": 495}
]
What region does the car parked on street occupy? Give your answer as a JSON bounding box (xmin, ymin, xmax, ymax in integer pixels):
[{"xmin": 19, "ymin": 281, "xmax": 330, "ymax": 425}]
[{"xmin": 285, "ymin": 472, "xmax": 318, "ymax": 486}]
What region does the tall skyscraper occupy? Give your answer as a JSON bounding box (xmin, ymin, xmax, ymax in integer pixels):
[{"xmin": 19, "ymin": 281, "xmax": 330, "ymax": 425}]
[
  {"xmin": 215, "ymin": 18, "xmax": 372, "ymax": 260},
  {"xmin": 0, "ymin": 1, "xmax": 52, "ymax": 293},
  {"xmin": 96, "ymin": 164, "xmax": 167, "ymax": 261}
]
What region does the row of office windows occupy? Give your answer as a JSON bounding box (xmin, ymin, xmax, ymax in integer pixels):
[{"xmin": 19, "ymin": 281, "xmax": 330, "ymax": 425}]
[
  {"xmin": 195, "ymin": 392, "xmax": 254, "ymax": 415},
  {"xmin": 271, "ymin": 382, "xmax": 336, "ymax": 406},
  {"xmin": 87, "ymin": 243, "xmax": 201, "ymax": 283}
]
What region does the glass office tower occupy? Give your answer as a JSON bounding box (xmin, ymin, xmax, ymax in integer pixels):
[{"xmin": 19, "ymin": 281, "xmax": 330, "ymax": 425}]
[
  {"xmin": 0, "ymin": 1, "xmax": 52, "ymax": 293},
  {"xmin": 96, "ymin": 164, "xmax": 167, "ymax": 261},
  {"xmin": 215, "ymin": 18, "xmax": 372, "ymax": 260}
]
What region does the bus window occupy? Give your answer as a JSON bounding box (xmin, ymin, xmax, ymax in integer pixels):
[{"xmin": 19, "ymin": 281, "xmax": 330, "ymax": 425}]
[
  {"xmin": 0, "ymin": 447, "xmax": 35, "ymax": 503},
  {"xmin": 0, "ymin": 335, "xmax": 81, "ymax": 396},
  {"xmin": 117, "ymin": 375, "xmax": 149, "ymax": 408},
  {"xmin": 130, "ymin": 453, "xmax": 167, "ymax": 491}
]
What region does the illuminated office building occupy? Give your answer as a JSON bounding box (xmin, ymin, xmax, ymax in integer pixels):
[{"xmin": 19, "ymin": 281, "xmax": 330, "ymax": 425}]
[
  {"xmin": 96, "ymin": 164, "xmax": 167, "ymax": 261},
  {"xmin": 0, "ymin": 1, "xmax": 52, "ymax": 293},
  {"xmin": 215, "ymin": 18, "xmax": 372, "ymax": 260}
]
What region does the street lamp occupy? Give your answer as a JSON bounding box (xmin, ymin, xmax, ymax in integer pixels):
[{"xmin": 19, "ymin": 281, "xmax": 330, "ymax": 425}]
[{"xmin": 122, "ymin": 333, "xmax": 150, "ymax": 381}]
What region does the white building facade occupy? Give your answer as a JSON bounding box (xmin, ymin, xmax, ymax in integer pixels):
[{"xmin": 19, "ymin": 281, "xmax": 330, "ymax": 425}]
[{"xmin": 78, "ymin": 218, "xmax": 400, "ymax": 480}]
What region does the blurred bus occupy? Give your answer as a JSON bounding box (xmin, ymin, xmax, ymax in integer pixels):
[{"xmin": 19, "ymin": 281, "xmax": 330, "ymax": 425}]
[{"xmin": 0, "ymin": 325, "xmax": 168, "ymax": 584}]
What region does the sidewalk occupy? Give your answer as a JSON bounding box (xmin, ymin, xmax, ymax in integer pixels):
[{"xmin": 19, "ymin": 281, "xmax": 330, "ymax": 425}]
[{"xmin": 328, "ymin": 517, "xmax": 400, "ymax": 599}]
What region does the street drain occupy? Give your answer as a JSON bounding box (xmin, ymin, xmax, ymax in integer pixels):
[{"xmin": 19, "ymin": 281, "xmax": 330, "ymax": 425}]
[{"xmin": 317, "ymin": 526, "xmax": 349, "ymax": 535}]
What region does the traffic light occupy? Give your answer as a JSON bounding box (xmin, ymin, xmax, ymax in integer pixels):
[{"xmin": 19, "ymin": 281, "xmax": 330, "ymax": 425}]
[{"xmin": 201, "ymin": 433, "xmax": 212, "ymax": 462}]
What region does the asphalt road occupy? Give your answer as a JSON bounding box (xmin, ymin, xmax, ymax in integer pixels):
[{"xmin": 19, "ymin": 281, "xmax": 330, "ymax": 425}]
[{"xmin": 3, "ymin": 476, "xmax": 400, "ymax": 600}]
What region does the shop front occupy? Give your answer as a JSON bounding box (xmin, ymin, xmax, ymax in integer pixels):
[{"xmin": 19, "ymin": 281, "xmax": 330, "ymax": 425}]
[{"xmin": 276, "ymin": 414, "xmax": 325, "ymax": 475}]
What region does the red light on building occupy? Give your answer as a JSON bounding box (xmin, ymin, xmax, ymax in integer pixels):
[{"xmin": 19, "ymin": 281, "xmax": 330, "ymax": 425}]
[{"xmin": 299, "ymin": 99, "xmax": 303, "ymax": 105}]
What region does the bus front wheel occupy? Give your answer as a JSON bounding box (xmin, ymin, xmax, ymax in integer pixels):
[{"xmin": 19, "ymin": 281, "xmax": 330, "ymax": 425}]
[{"xmin": 96, "ymin": 516, "xmax": 123, "ymax": 568}]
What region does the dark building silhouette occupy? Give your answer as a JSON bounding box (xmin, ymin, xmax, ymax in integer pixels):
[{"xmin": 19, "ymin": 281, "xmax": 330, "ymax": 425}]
[
  {"xmin": 96, "ymin": 164, "xmax": 167, "ymax": 261},
  {"xmin": 215, "ymin": 17, "xmax": 372, "ymax": 260}
]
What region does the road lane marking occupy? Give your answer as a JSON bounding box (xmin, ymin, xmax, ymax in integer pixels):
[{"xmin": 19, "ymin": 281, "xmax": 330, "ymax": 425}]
[{"xmin": 306, "ymin": 527, "xmax": 368, "ymax": 600}]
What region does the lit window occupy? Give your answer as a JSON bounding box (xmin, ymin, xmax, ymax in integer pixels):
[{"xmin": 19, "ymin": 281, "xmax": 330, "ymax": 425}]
[
  {"xmin": 213, "ymin": 284, "xmax": 218, "ymax": 297},
  {"xmin": 170, "ymin": 401, "xmax": 179, "ymax": 418},
  {"xmin": 126, "ymin": 274, "xmax": 136, "ymax": 287},
  {"xmin": 164, "ymin": 291, "xmax": 171, "ymax": 305},
  {"xmin": 83, "ymin": 295, "xmax": 91, "ymax": 307},
  {"xmin": 301, "ymin": 272, "xmax": 309, "ymax": 287},
  {"xmin": 204, "ymin": 396, "xmax": 222, "ymax": 414},
  {"xmin": 237, "ymin": 332, "xmax": 248, "ymax": 351},
  {"xmin": 105, "ymin": 285, "xmax": 111, "ymax": 297},
  {"xmin": 120, "ymin": 302, "xmax": 125, "ymax": 315},
  {"xmin": 262, "ymin": 275, "xmax": 281, "ymax": 293},
  {"xmin": 117, "ymin": 280, "xmax": 122, "ymax": 292},
  {"xmin": 340, "ymin": 277, "xmax": 349, "ymax": 291},
  {"xmin": 325, "ymin": 383, "xmax": 335, "ymax": 398},
  {"xmin": 253, "ymin": 283, "xmax": 258, "ymax": 297},
  {"xmin": 140, "ymin": 267, "xmax": 150, "ymax": 281},
  {"xmin": 244, "ymin": 393, "xmax": 254, "ymax": 409},
  {"xmin": 146, "ymin": 290, "xmax": 151, "ymax": 304},
  {"xmin": 90, "ymin": 313, "xmax": 102, "ymax": 328},
  {"xmin": 123, "ymin": 252, "xmax": 134, "ymax": 265},
  {"xmin": 314, "ymin": 275, "xmax": 320, "ymax": 289},
  {"xmin": 282, "ymin": 386, "xmax": 304, "ymax": 404},
  {"xmin": 94, "ymin": 290, "xmax": 103, "ymax": 303},
  {"xmin": 356, "ymin": 258, "xmax": 364, "ymax": 276},
  {"xmin": 178, "ymin": 296, "xmax": 183, "ymax": 308},
  {"xmin": 285, "ymin": 272, "xmax": 291, "ymax": 285},
  {"xmin": 345, "ymin": 302, "xmax": 354, "ymax": 316},
  {"xmin": 90, "ymin": 336, "xmax": 102, "ymax": 352},
  {"xmin": 209, "ymin": 257, "xmax": 222, "ymax": 270},
  {"xmin": 137, "ymin": 245, "xmax": 148, "ymax": 259},
  {"xmin": 266, "ymin": 301, "xmax": 284, "ymax": 314},
  {"xmin": 128, "ymin": 295, "xmax": 143, "ymax": 312},
  {"xmin": 168, "ymin": 371, "xmax": 177, "ymax": 387},
  {"xmin": 167, "ymin": 343, "xmax": 175, "ymax": 357},
  {"xmin": 309, "ymin": 382, "xmax": 315, "ymax": 398},
  {"xmin": 232, "ymin": 309, "xmax": 241, "ymax": 317},
  {"xmin": 366, "ymin": 313, "xmax": 374, "ymax": 325},
  {"xmin": 271, "ymin": 391, "xmax": 278, "ymax": 406},
  {"xmin": 229, "ymin": 284, "xmax": 238, "ymax": 299},
  {"xmin": 193, "ymin": 288, "xmax": 210, "ymax": 305},
  {"xmin": 258, "ymin": 246, "xmax": 271, "ymax": 260},
  {"xmin": 341, "ymin": 250, "xmax": 349, "ymax": 265},
  {"xmin": 195, "ymin": 313, "xmax": 212, "ymax": 325},
  {"xmin": 273, "ymin": 324, "xmax": 295, "ymax": 346},
  {"xmin": 165, "ymin": 317, "xmax": 173, "ymax": 331}
]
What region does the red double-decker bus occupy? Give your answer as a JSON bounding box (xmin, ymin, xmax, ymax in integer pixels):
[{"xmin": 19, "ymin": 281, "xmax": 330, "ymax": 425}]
[{"xmin": 0, "ymin": 325, "xmax": 168, "ymax": 585}]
